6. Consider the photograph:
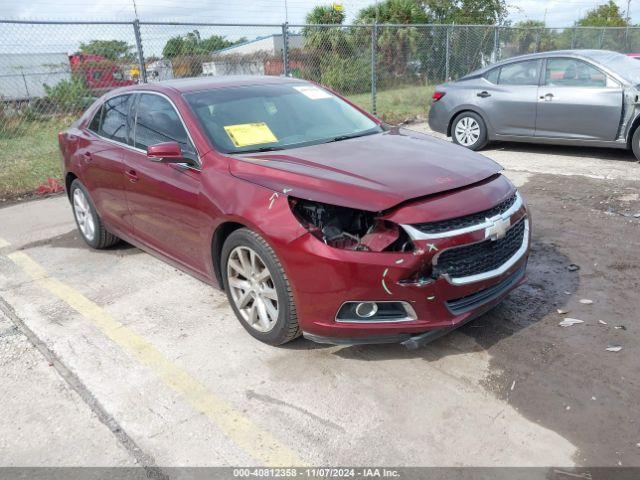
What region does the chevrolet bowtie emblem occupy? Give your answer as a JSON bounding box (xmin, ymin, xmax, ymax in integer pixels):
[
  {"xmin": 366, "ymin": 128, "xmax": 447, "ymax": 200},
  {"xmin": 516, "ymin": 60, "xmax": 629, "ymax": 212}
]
[{"xmin": 485, "ymin": 215, "xmax": 511, "ymax": 241}]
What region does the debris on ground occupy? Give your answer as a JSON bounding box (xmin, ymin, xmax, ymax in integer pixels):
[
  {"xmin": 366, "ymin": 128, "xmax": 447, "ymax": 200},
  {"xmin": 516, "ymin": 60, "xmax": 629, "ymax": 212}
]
[
  {"xmin": 614, "ymin": 325, "xmax": 627, "ymax": 330},
  {"xmin": 510, "ymin": 380, "xmax": 516, "ymax": 391},
  {"xmin": 557, "ymin": 308, "xmax": 570, "ymax": 314},
  {"xmin": 566, "ymin": 405, "xmax": 571, "ymax": 410},
  {"xmin": 634, "ymin": 213, "xmax": 640, "ymax": 218},
  {"xmin": 567, "ymin": 264, "xmax": 580, "ymax": 272},
  {"xmin": 599, "ymin": 320, "xmax": 608, "ymax": 325},
  {"xmin": 606, "ymin": 346, "xmax": 623, "ymax": 352},
  {"xmin": 564, "ymin": 291, "xmax": 572, "ymax": 295},
  {"xmin": 36, "ymin": 178, "xmax": 64, "ymax": 195},
  {"xmin": 579, "ymin": 299, "xmax": 594, "ymax": 305},
  {"xmin": 591, "ymin": 397, "xmax": 597, "ymax": 401},
  {"xmin": 559, "ymin": 318, "xmax": 584, "ymax": 327},
  {"xmin": 619, "ymin": 193, "xmax": 639, "ymax": 202}
]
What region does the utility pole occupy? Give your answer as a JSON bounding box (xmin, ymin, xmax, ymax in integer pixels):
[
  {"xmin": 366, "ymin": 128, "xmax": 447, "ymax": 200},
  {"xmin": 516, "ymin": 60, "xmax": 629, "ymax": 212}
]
[
  {"xmin": 132, "ymin": 0, "xmax": 139, "ymax": 20},
  {"xmin": 626, "ymin": 0, "xmax": 632, "ymax": 52},
  {"xmin": 284, "ymin": 0, "xmax": 288, "ymax": 23}
]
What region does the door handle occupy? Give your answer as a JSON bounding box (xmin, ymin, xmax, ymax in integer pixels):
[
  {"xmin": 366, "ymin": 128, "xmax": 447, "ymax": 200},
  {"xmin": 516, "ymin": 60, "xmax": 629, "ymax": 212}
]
[
  {"xmin": 125, "ymin": 169, "xmax": 139, "ymax": 183},
  {"xmin": 477, "ymin": 91, "xmax": 491, "ymax": 98},
  {"xmin": 81, "ymin": 152, "xmax": 92, "ymax": 162},
  {"xmin": 539, "ymin": 93, "xmax": 554, "ymax": 101}
]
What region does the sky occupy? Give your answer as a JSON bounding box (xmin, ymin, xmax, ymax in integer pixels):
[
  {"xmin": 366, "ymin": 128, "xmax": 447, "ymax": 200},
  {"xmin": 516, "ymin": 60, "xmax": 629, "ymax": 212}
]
[
  {"xmin": 1, "ymin": 0, "xmax": 639, "ymax": 57},
  {"xmin": 1, "ymin": 0, "xmax": 639, "ymax": 27}
]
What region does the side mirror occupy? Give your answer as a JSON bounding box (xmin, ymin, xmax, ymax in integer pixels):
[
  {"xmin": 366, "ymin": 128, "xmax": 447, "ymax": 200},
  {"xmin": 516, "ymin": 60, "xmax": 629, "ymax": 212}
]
[
  {"xmin": 146, "ymin": 141, "xmax": 198, "ymax": 167},
  {"xmin": 147, "ymin": 141, "xmax": 184, "ymax": 161}
]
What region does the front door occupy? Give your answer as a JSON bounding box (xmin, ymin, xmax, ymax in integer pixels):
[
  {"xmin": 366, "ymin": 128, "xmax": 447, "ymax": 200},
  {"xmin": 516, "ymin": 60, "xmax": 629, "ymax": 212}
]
[
  {"xmin": 535, "ymin": 57, "xmax": 623, "ymax": 140},
  {"xmin": 123, "ymin": 93, "xmax": 208, "ymax": 274}
]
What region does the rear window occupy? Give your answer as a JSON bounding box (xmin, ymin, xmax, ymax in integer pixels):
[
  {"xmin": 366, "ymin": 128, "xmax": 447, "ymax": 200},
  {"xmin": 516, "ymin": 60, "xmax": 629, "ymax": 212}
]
[
  {"xmin": 497, "ymin": 60, "xmax": 540, "ymax": 86},
  {"xmin": 97, "ymin": 95, "xmax": 132, "ymax": 144},
  {"xmin": 482, "ymin": 60, "xmax": 541, "ymax": 86},
  {"xmin": 88, "ymin": 106, "xmax": 103, "ymax": 133},
  {"xmin": 484, "ymin": 68, "xmax": 499, "ymax": 84}
]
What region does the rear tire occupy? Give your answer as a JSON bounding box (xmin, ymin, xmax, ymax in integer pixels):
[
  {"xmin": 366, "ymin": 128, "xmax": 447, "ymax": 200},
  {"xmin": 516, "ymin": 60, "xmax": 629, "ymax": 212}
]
[
  {"xmin": 70, "ymin": 179, "xmax": 120, "ymax": 249},
  {"xmin": 451, "ymin": 112, "xmax": 488, "ymax": 151},
  {"xmin": 631, "ymin": 126, "xmax": 640, "ymax": 161},
  {"xmin": 221, "ymin": 228, "xmax": 301, "ymax": 346}
]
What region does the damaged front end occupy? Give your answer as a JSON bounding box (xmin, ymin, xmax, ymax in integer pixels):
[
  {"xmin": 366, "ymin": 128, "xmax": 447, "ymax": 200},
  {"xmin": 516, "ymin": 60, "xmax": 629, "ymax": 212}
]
[{"xmin": 288, "ymin": 197, "xmax": 413, "ymax": 253}]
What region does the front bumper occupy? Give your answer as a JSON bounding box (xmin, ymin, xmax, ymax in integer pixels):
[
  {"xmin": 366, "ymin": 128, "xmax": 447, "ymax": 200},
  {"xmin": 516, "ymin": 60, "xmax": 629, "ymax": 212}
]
[
  {"xmin": 303, "ymin": 264, "xmax": 526, "ymax": 349},
  {"xmin": 277, "ymin": 197, "xmax": 530, "ymax": 345}
]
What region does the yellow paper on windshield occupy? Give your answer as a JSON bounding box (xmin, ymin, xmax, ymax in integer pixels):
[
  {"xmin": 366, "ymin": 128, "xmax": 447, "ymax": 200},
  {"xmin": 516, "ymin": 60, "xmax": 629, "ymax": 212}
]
[{"xmin": 224, "ymin": 123, "xmax": 278, "ymax": 148}]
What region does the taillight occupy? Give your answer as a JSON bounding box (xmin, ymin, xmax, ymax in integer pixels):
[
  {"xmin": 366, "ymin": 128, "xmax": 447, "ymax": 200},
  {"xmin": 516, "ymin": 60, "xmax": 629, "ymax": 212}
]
[{"xmin": 432, "ymin": 91, "xmax": 446, "ymax": 102}]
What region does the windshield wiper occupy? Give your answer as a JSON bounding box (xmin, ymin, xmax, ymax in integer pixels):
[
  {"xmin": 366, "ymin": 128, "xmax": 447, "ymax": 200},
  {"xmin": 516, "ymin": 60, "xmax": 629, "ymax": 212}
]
[
  {"xmin": 238, "ymin": 146, "xmax": 284, "ymax": 154},
  {"xmin": 325, "ymin": 129, "xmax": 380, "ymax": 144}
]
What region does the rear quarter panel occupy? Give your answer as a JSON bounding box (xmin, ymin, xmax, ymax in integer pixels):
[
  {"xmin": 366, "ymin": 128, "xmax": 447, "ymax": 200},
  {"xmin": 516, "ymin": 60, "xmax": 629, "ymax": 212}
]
[{"xmin": 434, "ymin": 78, "xmax": 497, "ymax": 136}]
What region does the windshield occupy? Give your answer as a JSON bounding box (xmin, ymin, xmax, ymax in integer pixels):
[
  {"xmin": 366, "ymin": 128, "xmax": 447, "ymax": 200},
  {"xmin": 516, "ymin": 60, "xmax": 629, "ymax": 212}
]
[
  {"xmin": 184, "ymin": 83, "xmax": 381, "ymax": 154},
  {"xmin": 591, "ymin": 51, "xmax": 640, "ymax": 85}
]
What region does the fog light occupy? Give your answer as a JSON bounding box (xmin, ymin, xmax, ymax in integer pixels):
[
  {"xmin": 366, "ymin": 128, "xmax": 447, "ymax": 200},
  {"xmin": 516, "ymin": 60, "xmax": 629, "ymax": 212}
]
[
  {"xmin": 336, "ymin": 301, "xmax": 417, "ymax": 323},
  {"xmin": 355, "ymin": 302, "xmax": 378, "ymax": 318}
]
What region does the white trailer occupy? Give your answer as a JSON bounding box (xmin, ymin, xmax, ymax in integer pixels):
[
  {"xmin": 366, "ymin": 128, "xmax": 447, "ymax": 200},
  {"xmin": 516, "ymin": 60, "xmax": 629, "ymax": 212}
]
[
  {"xmin": 202, "ymin": 60, "xmax": 264, "ymax": 76},
  {"xmin": 146, "ymin": 59, "xmax": 174, "ymax": 82},
  {"xmin": 0, "ymin": 52, "xmax": 70, "ymax": 101}
]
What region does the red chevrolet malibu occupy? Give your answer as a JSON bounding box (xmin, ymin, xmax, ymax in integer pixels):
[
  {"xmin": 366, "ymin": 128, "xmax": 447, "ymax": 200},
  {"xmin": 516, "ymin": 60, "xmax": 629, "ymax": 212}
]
[{"xmin": 58, "ymin": 76, "xmax": 530, "ymax": 348}]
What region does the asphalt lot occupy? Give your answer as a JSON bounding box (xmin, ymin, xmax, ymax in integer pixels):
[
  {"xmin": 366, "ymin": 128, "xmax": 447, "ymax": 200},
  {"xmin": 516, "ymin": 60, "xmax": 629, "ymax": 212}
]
[{"xmin": 1, "ymin": 129, "xmax": 639, "ymax": 469}]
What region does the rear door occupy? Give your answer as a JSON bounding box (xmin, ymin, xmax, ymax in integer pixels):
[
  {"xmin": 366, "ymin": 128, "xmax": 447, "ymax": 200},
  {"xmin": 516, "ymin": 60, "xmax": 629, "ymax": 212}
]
[
  {"xmin": 82, "ymin": 94, "xmax": 134, "ymax": 232},
  {"xmin": 122, "ymin": 92, "xmax": 208, "ymax": 274},
  {"xmin": 479, "ymin": 59, "xmax": 541, "ymax": 136},
  {"xmin": 535, "ymin": 57, "xmax": 623, "ymax": 140}
]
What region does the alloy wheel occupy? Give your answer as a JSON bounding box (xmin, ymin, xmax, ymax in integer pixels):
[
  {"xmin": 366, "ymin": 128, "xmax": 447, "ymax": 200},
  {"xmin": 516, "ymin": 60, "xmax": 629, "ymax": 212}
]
[
  {"xmin": 454, "ymin": 117, "xmax": 481, "ymax": 147},
  {"xmin": 73, "ymin": 188, "xmax": 96, "ymax": 242},
  {"xmin": 226, "ymin": 246, "xmax": 279, "ymax": 333}
]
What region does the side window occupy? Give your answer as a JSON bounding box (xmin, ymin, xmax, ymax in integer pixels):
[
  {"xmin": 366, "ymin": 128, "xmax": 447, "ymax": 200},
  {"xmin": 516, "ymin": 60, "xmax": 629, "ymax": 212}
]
[
  {"xmin": 545, "ymin": 58, "xmax": 607, "ymax": 88},
  {"xmin": 498, "ymin": 60, "xmax": 540, "ymax": 86},
  {"xmin": 88, "ymin": 105, "xmax": 103, "ymax": 133},
  {"xmin": 484, "ymin": 68, "xmax": 499, "ymax": 84},
  {"xmin": 99, "ymin": 95, "xmax": 132, "ymax": 143},
  {"xmin": 134, "ymin": 94, "xmax": 193, "ymax": 152}
]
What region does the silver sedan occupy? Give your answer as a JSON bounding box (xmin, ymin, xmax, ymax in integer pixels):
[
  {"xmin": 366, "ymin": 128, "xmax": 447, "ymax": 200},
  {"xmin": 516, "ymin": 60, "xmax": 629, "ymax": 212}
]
[{"xmin": 428, "ymin": 49, "xmax": 640, "ymax": 160}]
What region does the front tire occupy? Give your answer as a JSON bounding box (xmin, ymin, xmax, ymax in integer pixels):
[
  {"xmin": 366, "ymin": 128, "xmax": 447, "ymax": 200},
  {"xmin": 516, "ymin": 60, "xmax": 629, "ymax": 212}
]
[
  {"xmin": 221, "ymin": 228, "xmax": 300, "ymax": 346},
  {"xmin": 451, "ymin": 112, "xmax": 488, "ymax": 151},
  {"xmin": 70, "ymin": 179, "xmax": 120, "ymax": 249}
]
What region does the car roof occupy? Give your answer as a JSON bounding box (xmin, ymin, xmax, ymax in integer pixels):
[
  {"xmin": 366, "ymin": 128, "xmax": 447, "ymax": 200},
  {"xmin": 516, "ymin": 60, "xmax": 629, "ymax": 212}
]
[
  {"xmin": 112, "ymin": 75, "xmax": 308, "ymax": 96},
  {"xmin": 462, "ymin": 49, "xmax": 640, "ymax": 85},
  {"xmin": 469, "ymin": 49, "xmax": 623, "ymax": 75}
]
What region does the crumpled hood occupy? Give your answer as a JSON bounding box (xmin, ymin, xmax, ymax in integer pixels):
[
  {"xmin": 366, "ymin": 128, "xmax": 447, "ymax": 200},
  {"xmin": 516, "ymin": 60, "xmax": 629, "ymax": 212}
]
[{"xmin": 228, "ymin": 128, "xmax": 502, "ymax": 212}]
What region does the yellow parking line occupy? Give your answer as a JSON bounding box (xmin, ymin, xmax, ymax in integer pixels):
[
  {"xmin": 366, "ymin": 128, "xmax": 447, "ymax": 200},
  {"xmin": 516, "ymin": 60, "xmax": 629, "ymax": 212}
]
[{"xmin": 7, "ymin": 249, "xmax": 304, "ymax": 467}]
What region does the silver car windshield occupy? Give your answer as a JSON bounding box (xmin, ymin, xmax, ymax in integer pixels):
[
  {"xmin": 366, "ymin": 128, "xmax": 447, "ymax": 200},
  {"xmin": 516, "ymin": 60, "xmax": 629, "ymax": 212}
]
[{"xmin": 588, "ymin": 51, "xmax": 640, "ymax": 85}]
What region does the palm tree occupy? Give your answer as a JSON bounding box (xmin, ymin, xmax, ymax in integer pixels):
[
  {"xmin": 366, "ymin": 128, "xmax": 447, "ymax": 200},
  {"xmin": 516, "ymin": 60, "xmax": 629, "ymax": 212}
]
[{"xmin": 356, "ymin": 0, "xmax": 430, "ymax": 80}]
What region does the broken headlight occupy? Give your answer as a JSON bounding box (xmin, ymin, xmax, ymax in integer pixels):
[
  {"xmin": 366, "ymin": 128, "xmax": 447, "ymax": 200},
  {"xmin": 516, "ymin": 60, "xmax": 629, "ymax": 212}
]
[{"xmin": 289, "ymin": 197, "xmax": 413, "ymax": 252}]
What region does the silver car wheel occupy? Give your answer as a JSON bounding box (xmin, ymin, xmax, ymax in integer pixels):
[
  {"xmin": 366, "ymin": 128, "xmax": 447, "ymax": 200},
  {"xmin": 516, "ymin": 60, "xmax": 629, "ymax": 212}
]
[
  {"xmin": 227, "ymin": 245, "xmax": 279, "ymax": 333},
  {"xmin": 73, "ymin": 188, "xmax": 96, "ymax": 242},
  {"xmin": 454, "ymin": 117, "xmax": 481, "ymax": 147}
]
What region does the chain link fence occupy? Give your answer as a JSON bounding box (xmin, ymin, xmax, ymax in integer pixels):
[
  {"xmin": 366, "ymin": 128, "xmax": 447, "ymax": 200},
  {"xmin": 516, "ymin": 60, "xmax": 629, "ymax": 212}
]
[{"xmin": 3, "ymin": 19, "xmax": 640, "ymax": 197}]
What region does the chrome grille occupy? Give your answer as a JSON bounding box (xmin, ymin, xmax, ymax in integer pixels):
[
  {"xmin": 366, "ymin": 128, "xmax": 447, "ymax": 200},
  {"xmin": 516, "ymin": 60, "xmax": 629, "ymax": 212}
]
[
  {"xmin": 433, "ymin": 218, "xmax": 526, "ymax": 279},
  {"xmin": 413, "ymin": 193, "xmax": 517, "ymax": 235}
]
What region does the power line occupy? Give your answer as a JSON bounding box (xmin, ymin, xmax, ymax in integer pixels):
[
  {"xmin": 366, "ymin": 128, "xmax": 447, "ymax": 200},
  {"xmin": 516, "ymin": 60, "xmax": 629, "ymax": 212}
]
[{"xmin": 131, "ymin": 0, "xmax": 139, "ymax": 20}]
